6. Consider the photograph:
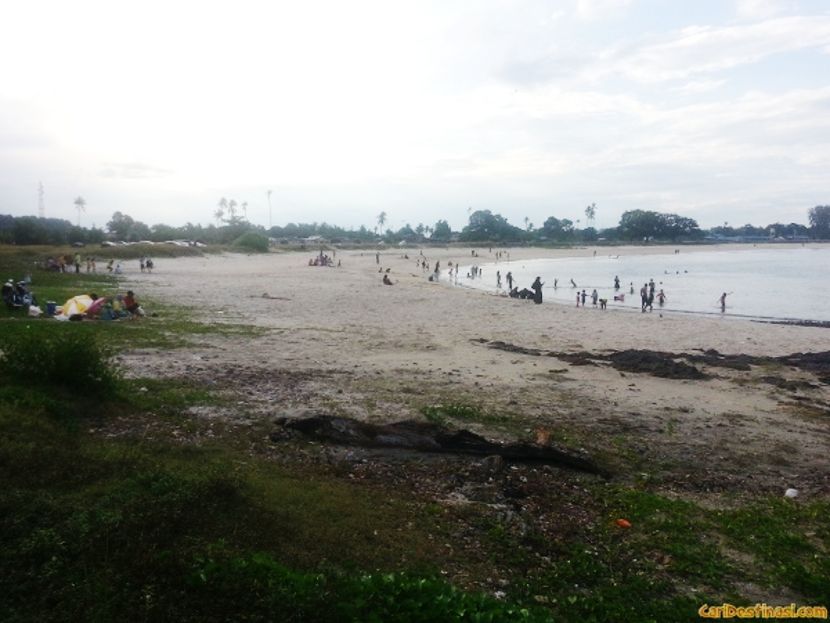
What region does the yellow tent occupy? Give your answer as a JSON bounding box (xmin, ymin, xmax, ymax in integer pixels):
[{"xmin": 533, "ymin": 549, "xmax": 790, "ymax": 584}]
[{"xmin": 57, "ymin": 294, "xmax": 93, "ymax": 318}]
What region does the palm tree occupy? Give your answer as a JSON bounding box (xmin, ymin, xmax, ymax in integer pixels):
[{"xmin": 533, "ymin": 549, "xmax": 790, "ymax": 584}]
[
  {"xmin": 267, "ymin": 190, "xmax": 273, "ymax": 228},
  {"xmin": 215, "ymin": 197, "xmax": 228, "ymax": 224},
  {"xmin": 241, "ymin": 202, "xmax": 248, "ymax": 221},
  {"xmin": 228, "ymin": 199, "xmax": 238, "ymax": 223},
  {"xmin": 524, "ymin": 216, "xmax": 530, "ymax": 231},
  {"xmin": 73, "ymin": 196, "xmax": 86, "ymax": 227},
  {"xmin": 377, "ymin": 211, "xmax": 387, "ymax": 236},
  {"xmin": 585, "ymin": 202, "xmax": 596, "ymax": 228}
]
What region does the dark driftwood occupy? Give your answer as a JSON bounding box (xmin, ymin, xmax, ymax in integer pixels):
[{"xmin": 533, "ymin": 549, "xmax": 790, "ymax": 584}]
[{"xmin": 281, "ymin": 415, "xmax": 609, "ymax": 477}]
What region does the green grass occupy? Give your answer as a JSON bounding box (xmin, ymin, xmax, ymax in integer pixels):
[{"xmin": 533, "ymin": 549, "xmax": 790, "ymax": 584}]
[
  {"xmin": 0, "ymin": 371, "xmax": 552, "ymax": 621},
  {"xmin": 420, "ymin": 402, "xmax": 509, "ymax": 428}
]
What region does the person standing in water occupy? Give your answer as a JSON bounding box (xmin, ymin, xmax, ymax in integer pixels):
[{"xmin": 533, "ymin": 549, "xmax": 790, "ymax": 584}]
[
  {"xmin": 718, "ymin": 292, "xmax": 728, "ymax": 312},
  {"xmin": 657, "ymin": 289, "xmax": 667, "ymax": 306},
  {"xmin": 531, "ymin": 276, "xmax": 544, "ymax": 304},
  {"xmin": 506, "ymin": 271, "xmax": 513, "ymax": 290},
  {"xmin": 614, "ymin": 275, "xmax": 620, "ymax": 290},
  {"xmin": 496, "ymin": 271, "xmax": 502, "ymax": 289}
]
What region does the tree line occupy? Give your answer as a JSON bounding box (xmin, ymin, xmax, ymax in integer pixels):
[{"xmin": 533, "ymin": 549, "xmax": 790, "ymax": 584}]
[{"xmin": 1, "ymin": 204, "xmax": 828, "ymax": 246}]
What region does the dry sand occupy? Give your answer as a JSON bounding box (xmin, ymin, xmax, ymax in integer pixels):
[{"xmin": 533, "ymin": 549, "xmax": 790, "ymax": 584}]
[{"xmin": 120, "ymin": 245, "xmax": 830, "ymax": 497}]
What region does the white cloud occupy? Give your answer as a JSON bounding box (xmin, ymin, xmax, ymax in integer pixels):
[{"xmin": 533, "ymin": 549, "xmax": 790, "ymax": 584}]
[
  {"xmin": 576, "ymin": 0, "xmax": 635, "ymax": 20},
  {"xmin": 614, "ymin": 16, "xmax": 830, "ymax": 82},
  {"xmin": 735, "ymin": 0, "xmax": 790, "ymax": 20}
]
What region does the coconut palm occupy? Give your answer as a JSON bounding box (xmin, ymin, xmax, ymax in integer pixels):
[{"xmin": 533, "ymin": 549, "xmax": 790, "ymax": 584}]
[
  {"xmin": 377, "ymin": 211, "xmax": 387, "ymax": 236},
  {"xmin": 73, "ymin": 196, "xmax": 86, "ymax": 227},
  {"xmin": 585, "ymin": 202, "xmax": 596, "ymax": 228},
  {"xmin": 215, "ymin": 197, "xmax": 228, "ymax": 224}
]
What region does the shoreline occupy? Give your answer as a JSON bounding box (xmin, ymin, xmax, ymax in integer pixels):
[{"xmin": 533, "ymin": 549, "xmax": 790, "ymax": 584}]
[{"xmin": 437, "ymin": 243, "xmax": 830, "ymax": 324}]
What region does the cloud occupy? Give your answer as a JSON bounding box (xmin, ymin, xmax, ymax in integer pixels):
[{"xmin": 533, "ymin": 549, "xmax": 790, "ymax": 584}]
[
  {"xmin": 735, "ymin": 0, "xmax": 790, "ymax": 20},
  {"xmin": 671, "ymin": 79, "xmax": 727, "ymax": 94},
  {"xmin": 100, "ymin": 162, "xmax": 173, "ymax": 180},
  {"xmin": 575, "ymin": 0, "xmax": 635, "ymax": 20},
  {"xmin": 613, "ymin": 15, "xmax": 830, "ymax": 83}
]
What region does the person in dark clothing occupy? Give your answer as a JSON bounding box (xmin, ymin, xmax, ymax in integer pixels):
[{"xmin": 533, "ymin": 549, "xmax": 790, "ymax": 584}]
[
  {"xmin": 531, "ymin": 277, "xmax": 544, "ymax": 304},
  {"xmin": 506, "ymin": 271, "xmax": 513, "ymax": 290}
]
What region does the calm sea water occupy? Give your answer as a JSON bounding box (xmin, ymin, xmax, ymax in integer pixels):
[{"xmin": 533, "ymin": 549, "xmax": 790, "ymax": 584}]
[{"xmin": 454, "ymin": 247, "xmax": 830, "ymax": 322}]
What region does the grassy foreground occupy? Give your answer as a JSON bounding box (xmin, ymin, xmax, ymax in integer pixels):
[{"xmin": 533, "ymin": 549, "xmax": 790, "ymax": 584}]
[{"xmin": 1, "ymin": 247, "xmax": 828, "ymax": 621}]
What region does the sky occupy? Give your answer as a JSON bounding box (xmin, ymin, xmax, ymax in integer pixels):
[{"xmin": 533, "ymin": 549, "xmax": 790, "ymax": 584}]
[{"xmin": 1, "ymin": 0, "xmax": 829, "ymax": 233}]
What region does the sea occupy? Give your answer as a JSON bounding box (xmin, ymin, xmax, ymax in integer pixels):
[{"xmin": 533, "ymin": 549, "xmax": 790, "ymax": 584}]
[{"xmin": 455, "ymin": 246, "xmax": 830, "ymax": 323}]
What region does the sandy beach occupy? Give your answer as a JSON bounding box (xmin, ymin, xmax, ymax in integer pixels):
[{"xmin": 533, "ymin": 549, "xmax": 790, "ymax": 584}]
[{"xmin": 120, "ymin": 244, "xmax": 830, "ymax": 497}]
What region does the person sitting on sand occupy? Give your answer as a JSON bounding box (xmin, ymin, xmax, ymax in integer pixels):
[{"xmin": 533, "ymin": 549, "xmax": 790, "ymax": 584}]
[
  {"xmin": 382, "ymin": 274, "xmax": 393, "ymax": 286},
  {"xmin": 123, "ymin": 290, "xmax": 145, "ymax": 317}
]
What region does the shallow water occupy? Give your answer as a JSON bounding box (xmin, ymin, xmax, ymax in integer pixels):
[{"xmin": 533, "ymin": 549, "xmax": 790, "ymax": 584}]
[{"xmin": 454, "ymin": 247, "xmax": 830, "ymax": 322}]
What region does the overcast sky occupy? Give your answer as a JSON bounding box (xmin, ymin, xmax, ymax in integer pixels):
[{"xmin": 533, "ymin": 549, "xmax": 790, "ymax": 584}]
[{"xmin": 1, "ymin": 0, "xmax": 829, "ymax": 232}]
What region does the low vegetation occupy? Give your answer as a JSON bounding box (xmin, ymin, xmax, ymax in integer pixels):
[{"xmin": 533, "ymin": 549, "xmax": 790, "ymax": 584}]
[{"xmin": 2, "ymin": 245, "xmax": 828, "ymax": 621}]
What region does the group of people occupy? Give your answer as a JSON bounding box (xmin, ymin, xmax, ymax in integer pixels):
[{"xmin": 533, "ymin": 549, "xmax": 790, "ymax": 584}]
[
  {"xmin": 2, "ymin": 278, "xmax": 36, "ymax": 309},
  {"xmin": 139, "ymin": 257, "xmax": 155, "ymax": 272},
  {"xmin": 309, "ymin": 250, "xmax": 339, "ymax": 267},
  {"xmin": 637, "ymin": 278, "xmax": 668, "ymax": 312},
  {"xmin": 507, "ymin": 276, "xmax": 544, "ymax": 304}
]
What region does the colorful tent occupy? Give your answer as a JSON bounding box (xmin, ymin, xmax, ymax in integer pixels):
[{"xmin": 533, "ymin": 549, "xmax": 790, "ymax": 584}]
[{"xmin": 55, "ymin": 294, "xmax": 94, "ymax": 320}]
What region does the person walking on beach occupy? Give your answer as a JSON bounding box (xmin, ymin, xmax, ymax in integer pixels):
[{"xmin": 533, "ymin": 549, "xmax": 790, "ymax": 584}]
[
  {"xmin": 614, "ymin": 275, "xmax": 620, "ymax": 290},
  {"xmin": 640, "ymin": 284, "xmax": 648, "ymax": 312},
  {"xmin": 581, "ymin": 290, "xmax": 587, "ymax": 306},
  {"xmin": 591, "ymin": 289, "xmax": 598, "ymax": 306},
  {"xmin": 506, "ymin": 271, "xmax": 513, "ymax": 290},
  {"xmin": 647, "ymin": 287, "xmax": 654, "ymax": 312},
  {"xmin": 531, "ymin": 276, "xmax": 544, "ymax": 304},
  {"xmin": 496, "ymin": 270, "xmax": 502, "ymax": 289}
]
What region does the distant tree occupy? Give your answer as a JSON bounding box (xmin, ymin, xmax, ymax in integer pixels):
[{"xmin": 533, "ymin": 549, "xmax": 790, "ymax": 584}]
[
  {"xmin": 107, "ymin": 211, "xmax": 134, "ymax": 240},
  {"xmin": 215, "ymin": 198, "xmax": 227, "ymax": 224},
  {"xmin": 460, "ymin": 210, "xmax": 523, "ymax": 242},
  {"xmin": 150, "ymin": 223, "xmax": 180, "ymax": 242},
  {"xmin": 431, "ymin": 220, "xmax": 452, "ymax": 241},
  {"xmin": 618, "ymin": 210, "xmax": 662, "ymax": 241},
  {"xmin": 809, "ymin": 205, "xmax": 830, "ymax": 239},
  {"xmin": 540, "ymin": 216, "xmax": 574, "ymax": 242},
  {"xmin": 585, "ymin": 203, "xmax": 596, "ymax": 228},
  {"xmin": 73, "ymin": 196, "xmax": 86, "ymax": 227},
  {"xmin": 87, "ymin": 226, "xmax": 106, "ymax": 244}
]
